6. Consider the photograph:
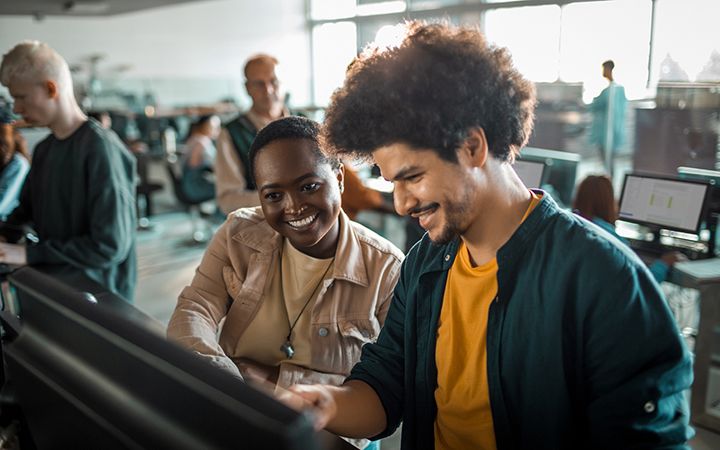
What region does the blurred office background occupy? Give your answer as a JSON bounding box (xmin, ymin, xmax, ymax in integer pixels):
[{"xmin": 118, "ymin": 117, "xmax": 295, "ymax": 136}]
[{"xmin": 1, "ymin": 1, "xmax": 719, "ymax": 447}]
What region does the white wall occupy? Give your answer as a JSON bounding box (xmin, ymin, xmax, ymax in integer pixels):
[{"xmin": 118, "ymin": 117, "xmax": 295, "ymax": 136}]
[{"xmin": 0, "ymin": 0, "xmax": 311, "ymax": 108}]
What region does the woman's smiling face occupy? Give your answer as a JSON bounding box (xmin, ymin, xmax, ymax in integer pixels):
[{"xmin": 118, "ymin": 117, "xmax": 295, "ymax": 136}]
[{"xmin": 254, "ymin": 137, "xmax": 344, "ymax": 259}]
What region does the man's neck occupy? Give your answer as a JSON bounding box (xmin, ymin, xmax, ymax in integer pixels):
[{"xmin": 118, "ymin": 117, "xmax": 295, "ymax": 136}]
[
  {"xmin": 249, "ymin": 105, "xmax": 284, "ymax": 122},
  {"xmin": 461, "ymin": 165, "xmax": 533, "ymax": 267},
  {"xmin": 50, "ymin": 102, "xmax": 87, "ymax": 140}
]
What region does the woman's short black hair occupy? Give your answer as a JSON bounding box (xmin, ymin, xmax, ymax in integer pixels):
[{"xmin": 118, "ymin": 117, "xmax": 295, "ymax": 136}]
[
  {"xmin": 248, "ymin": 116, "xmax": 340, "ymax": 182},
  {"xmin": 321, "ymin": 21, "xmax": 536, "ymax": 163}
]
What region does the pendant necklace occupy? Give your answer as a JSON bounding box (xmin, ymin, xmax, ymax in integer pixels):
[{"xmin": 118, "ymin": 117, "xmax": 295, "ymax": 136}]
[{"xmin": 280, "ymin": 257, "xmax": 334, "ymax": 359}]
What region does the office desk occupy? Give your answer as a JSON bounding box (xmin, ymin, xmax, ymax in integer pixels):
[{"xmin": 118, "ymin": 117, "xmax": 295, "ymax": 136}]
[{"xmin": 668, "ymin": 258, "xmax": 720, "ymax": 432}]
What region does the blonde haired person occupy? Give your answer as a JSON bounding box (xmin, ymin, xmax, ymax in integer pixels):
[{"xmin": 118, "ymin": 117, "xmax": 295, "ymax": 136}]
[{"xmin": 0, "ymin": 41, "xmax": 136, "ymax": 301}]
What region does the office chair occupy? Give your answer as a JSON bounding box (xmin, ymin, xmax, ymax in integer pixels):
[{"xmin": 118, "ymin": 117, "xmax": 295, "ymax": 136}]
[{"xmin": 165, "ymin": 156, "xmax": 213, "ymax": 244}]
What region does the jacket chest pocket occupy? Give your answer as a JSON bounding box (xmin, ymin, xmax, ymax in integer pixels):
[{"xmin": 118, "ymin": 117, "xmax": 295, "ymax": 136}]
[
  {"xmin": 333, "ymin": 318, "xmax": 381, "ymax": 373},
  {"xmin": 221, "ymin": 266, "xmax": 265, "ymax": 342}
]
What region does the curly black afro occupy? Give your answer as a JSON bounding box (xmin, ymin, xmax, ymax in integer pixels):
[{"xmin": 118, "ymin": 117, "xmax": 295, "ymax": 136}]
[{"xmin": 321, "ymin": 21, "xmax": 536, "ymax": 163}]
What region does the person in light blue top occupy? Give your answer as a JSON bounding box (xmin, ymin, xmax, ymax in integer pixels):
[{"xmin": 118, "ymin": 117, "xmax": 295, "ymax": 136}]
[
  {"xmin": 0, "ymin": 101, "xmax": 30, "ymax": 220},
  {"xmin": 573, "ymin": 174, "xmax": 685, "ymax": 283},
  {"xmin": 589, "ymin": 60, "xmax": 627, "ymax": 176}
]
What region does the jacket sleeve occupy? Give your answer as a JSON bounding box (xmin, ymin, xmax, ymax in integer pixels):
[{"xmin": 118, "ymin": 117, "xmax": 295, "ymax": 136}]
[
  {"xmin": 167, "ymin": 221, "xmax": 242, "ymax": 378},
  {"xmin": 1, "ymin": 158, "xmax": 33, "ymax": 242},
  {"xmin": 583, "ymin": 257, "xmax": 693, "ymax": 448},
  {"xmin": 0, "ymin": 156, "xmax": 29, "ymax": 219},
  {"xmin": 214, "ymin": 129, "xmax": 260, "ymax": 214},
  {"xmin": 346, "ymin": 256, "xmax": 408, "ymax": 440},
  {"xmin": 25, "ymin": 141, "xmax": 135, "ymax": 269}
]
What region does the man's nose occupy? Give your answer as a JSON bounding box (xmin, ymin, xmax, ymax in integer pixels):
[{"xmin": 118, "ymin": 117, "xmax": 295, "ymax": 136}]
[{"xmin": 393, "ymin": 183, "xmax": 413, "ymax": 216}]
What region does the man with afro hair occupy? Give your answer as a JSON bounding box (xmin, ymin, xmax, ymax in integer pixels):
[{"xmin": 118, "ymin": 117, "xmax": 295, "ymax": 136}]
[{"xmin": 287, "ymin": 22, "xmax": 692, "ymax": 450}]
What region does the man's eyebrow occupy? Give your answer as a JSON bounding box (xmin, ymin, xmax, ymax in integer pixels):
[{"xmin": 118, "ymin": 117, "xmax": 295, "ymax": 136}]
[{"xmin": 390, "ymin": 166, "xmax": 422, "ymax": 181}]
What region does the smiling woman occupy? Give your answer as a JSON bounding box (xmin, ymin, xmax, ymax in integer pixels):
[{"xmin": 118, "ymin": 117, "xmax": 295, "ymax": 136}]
[{"xmin": 167, "ymin": 116, "xmax": 403, "ymax": 449}]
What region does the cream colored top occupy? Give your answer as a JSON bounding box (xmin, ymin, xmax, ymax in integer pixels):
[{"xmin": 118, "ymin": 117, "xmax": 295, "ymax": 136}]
[{"xmin": 234, "ymin": 238, "xmax": 334, "ymax": 369}]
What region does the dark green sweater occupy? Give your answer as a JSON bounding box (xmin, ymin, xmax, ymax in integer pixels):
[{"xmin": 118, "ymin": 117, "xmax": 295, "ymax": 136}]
[
  {"xmin": 348, "ymin": 193, "xmax": 693, "ymax": 449},
  {"xmin": 3, "ymin": 119, "xmax": 137, "ymax": 301}
]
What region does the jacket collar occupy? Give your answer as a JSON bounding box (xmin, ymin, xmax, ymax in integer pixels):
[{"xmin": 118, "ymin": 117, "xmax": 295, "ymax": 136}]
[
  {"xmin": 420, "ymin": 190, "xmax": 561, "ymax": 274},
  {"xmin": 231, "ymin": 208, "xmax": 369, "ymax": 287}
]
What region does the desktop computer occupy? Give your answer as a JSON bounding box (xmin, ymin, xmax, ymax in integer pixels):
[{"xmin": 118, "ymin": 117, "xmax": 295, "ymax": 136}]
[{"xmin": 617, "ymin": 173, "xmax": 712, "ymax": 259}]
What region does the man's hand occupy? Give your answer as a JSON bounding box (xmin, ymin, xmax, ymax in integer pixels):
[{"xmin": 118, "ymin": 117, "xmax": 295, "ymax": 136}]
[
  {"xmin": 281, "ymin": 384, "xmax": 338, "ymax": 431},
  {"xmin": 0, "ymin": 242, "xmax": 27, "ymax": 266},
  {"xmin": 661, "ymin": 251, "xmax": 688, "ymax": 267}
]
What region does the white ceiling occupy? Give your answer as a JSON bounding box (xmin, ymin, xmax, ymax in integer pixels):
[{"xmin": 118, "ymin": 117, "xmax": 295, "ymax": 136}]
[{"xmin": 0, "ymin": 0, "xmax": 213, "ymax": 17}]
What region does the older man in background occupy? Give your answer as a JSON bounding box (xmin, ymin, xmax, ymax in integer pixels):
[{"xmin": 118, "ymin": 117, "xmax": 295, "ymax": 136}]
[{"xmin": 214, "ymin": 54, "xmax": 289, "ymax": 214}]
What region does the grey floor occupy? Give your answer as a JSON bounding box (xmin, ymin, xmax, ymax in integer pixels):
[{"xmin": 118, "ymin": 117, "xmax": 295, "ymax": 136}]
[{"xmin": 133, "ymin": 155, "xmax": 720, "ymax": 449}]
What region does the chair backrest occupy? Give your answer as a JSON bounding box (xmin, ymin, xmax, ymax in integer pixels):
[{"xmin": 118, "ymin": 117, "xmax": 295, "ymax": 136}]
[{"xmin": 165, "ymin": 159, "xmax": 196, "ymax": 207}]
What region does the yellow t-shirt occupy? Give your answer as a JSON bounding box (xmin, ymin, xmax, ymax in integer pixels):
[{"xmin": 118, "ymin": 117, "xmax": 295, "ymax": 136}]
[{"xmin": 434, "ymin": 192, "xmax": 540, "ymax": 450}]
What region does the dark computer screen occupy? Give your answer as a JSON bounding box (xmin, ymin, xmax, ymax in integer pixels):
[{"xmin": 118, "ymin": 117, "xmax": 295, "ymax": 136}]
[
  {"xmin": 513, "ymin": 160, "xmax": 545, "ymax": 189},
  {"xmin": 1, "ymin": 267, "xmax": 320, "ymax": 450},
  {"xmin": 518, "ymin": 147, "xmax": 580, "ymax": 207},
  {"xmin": 618, "ymin": 173, "xmax": 710, "ymax": 234}
]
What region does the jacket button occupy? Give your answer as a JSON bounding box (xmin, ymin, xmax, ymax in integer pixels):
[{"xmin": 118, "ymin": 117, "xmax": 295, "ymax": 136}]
[
  {"xmin": 318, "ymin": 327, "xmax": 329, "ymax": 337},
  {"xmin": 643, "ymin": 401, "xmax": 655, "ymax": 413},
  {"xmin": 444, "ymin": 254, "xmax": 451, "ymax": 261}
]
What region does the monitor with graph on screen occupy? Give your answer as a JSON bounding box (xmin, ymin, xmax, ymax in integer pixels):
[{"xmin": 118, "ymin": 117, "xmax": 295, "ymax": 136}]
[{"xmin": 618, "ymin": 173, "xmax": 710, "ymax": 234}]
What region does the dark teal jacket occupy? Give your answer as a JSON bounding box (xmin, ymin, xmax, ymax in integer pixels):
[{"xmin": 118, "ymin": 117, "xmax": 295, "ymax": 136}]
[{"xmin": 348, "ymin": 193, "xmax": 693, "ymax": 450}]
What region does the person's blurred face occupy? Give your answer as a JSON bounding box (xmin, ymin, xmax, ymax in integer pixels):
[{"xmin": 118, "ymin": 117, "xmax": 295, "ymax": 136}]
[
  {"xmin": 206, "ymin": 115, "xmax": 221, "ymax": 139},
  {"xmin": 98, "ymin": 112, "xmax": 112, "ymax": 129},
  {"xmin": 8, "ymin": 79, "xmax": 57, "ymax": 127},
  {"xmin": 254, "ymin": 138, "xmax": 343, "ymax": 259},
  {"xmin": 245, "ymin": 60, "xmax": 283, "ymax": 116},
  {"xmin": 602, "ymin": 65, "xmax": 613, "ymax": 80},
  {"xmin": 0, "ymin": 124, "xmax": 15, "ymax": 163},
  {"xmin": 373, "ymin": 143, "xmax": 476, "ymax": 245}
]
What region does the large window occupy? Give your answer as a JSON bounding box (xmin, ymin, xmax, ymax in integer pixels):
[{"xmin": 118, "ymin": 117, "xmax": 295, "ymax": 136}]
[
  {"xmin": 309, "ymin": 0, "xmax": 716, "ymax": 106},
  {"xmin": 560, "ymin": 0, "xmax": 652, "ymax": 102},
  {"xmin": 484, "ymin": 5, "xmax": 561, "ymax": 82},
  {"xmin": 312, "ymin": 21, "xmax": 357, "ymax": 106},
  {"xmin": 651, "ymin": 0, "xmax": 720, "ymax": 83}
]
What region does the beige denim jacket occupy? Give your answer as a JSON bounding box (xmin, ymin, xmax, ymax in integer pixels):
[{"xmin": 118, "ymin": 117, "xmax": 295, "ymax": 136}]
[{"xmin": 167, "ymin": 206, "xmax": 403, "ymax": 391}]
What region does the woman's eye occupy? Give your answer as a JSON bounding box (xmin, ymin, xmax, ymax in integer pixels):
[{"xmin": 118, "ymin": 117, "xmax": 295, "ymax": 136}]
[
  {"xmin": 302, "ymin": 183, "xmax": 320, "ymax": 192},
  {"xmin": 264, "ymin": 192, "xmax": 281, "ymax": 201}
]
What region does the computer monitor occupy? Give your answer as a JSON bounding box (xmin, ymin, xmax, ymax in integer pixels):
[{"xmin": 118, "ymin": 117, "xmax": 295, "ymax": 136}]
[
  {"xmin": 513, "ymin": 160, "xmax": 545, "ymax": 188},
  {"xmin": 678, "ymin": 166, "xmax": 720, "ymax": 211},
  {"xmin": 618, "ymin": 173, "xmax": 710, "ymax": 234},
  {"xmin": 1, "ymin": 267, "xmax": 321, "ymax": 450},
  {"xmin": 518, "ymin": 147, "xmax": 580, "ymax": 207}
]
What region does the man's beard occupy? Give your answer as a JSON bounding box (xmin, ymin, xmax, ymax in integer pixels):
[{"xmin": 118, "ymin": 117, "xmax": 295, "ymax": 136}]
[{"xmin": 428, "ymin": 196, "xmax": 470, "ymax": 245}]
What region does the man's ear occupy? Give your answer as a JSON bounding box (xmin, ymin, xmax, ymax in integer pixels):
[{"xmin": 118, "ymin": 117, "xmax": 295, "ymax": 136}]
[
  {"xmin": 336, "ymin": 162, "xmax": 345, "ymax": 193},
  {"xmin": 45, "ymin": 80, "xmax": 59, "ymax": 99},
  {"xmin": 459, "ymin": 127, "xmax": 489, "ymax": 168}
]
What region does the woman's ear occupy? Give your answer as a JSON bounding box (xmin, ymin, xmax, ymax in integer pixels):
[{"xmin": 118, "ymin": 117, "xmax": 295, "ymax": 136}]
[{"xmin": 336, "ymin": 162, "xmax": 345, "ymax": 193}]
